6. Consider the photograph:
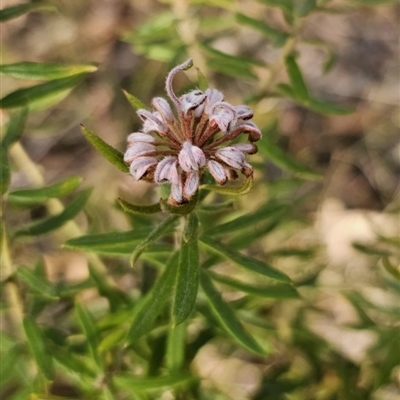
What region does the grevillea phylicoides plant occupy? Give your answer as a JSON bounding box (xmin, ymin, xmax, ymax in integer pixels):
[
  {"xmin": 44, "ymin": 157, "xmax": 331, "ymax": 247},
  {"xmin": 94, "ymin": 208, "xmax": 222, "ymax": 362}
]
[{"xmin": 124, "ymin": 58, "xmax": 262, "ymax": 206}]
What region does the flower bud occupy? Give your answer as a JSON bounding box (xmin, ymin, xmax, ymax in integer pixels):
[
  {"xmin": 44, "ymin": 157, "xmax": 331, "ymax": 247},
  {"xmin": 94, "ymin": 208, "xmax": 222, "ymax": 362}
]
[
  {"xmin": 170, "ymin": 180, "xmax": 183, "ymax": 204},
  {"xmin": 235, "ymin": 105, "xmax": 253, "ymax": 120},
  {"xmin": 127, "ymin": 132, "xmax": 155, "ymax": 144},
  {"xmin": 183, "ymin": 171, "xmax": 199, "ymax": 199},
  {"xmin": 207, "ymin": 160, "xmax": 227, "ymax": 185},
  {"xmin": 129, "ymin": 156, "xmax": 158, "ymax": 180},
  {"xmin": 178, "ymin": 141, "xmax": 206, "ymax": 172},
  {"xmin": 231, "ymin": 143, "xmax": 258, "ymax": 154},
  {"xmin": 124, "ymin": 142, "xmax": 156, "ymax": 163},
  {"xmin": 151, "ymin": 97, "xmax": 174, "ymax": 122},
  {"xmin": 215, "ymin": 147, "xmax": 245, "ymax": 169},
  {"xmin": 209, "ymin": 102, "xmax": 237, "ymax": 132},
  {"xmin": 180, "ymin": 90, "xmax": 206, "ymax": 115},
  {"xmin": 154, "ymin": 156, "xmax": 179, "ymax": 185},
  {"xmin": 204, "ymin": 88, "xmax": 224, "ymax": 115},
  {"xmin": 137, "ymin": 109, "xmax": 168, "ymax": 134}
]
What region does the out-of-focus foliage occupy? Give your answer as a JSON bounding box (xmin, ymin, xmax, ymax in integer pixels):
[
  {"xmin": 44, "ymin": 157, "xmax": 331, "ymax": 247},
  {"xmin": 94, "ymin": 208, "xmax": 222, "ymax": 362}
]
[{"xmin": 1, "ymin": 0, "xmax": 399, "ymax": 399}]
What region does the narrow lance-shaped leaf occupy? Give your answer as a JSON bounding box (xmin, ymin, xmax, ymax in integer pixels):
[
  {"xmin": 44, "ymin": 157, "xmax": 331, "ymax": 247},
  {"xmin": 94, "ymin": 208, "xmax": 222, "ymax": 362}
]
[
  {"xmin": 160, "ymin": 191, "xmax": 199, "ymax": 215},
  {"xmin": 114, "ymin": 373, "xmax": 193, "ymax": 393},
  {"xmin": 122, "ymin": 89, "xmax": 147, "ymax": 111},
  {"xmin": 173, "ymin": 213, "xmax": 199, "ymax": 326},
  {"xmin": 75, "ymin": 302, "xmax": 102, "ymax": 368},
  {"xmin": 23, "ymin": 316, "xmax": 55, "ymax": 380},
  {"xmin": 382, "ymin": 258, "xmax": 400, "ymax": 281},
  {"xmin": 131, "ymin": 215, "xmax": 178, "ymax": 265},
  {"xmin": 0, "ymin": 2, "xmax": 56, "ymax": 22},
  {"xmin": 0, "ymin": 148, "xmax": 10, "ymax": 195},
  {"xmin": 117, "ymin": 197, "xmax": 161, "ymax": 215},
  {"xmin": 0, "ymin": 62, "xmax": 97, "ymax": 80},
  {"xmin": 0, "ymin": 73, "xmax": 87, "ymax": 109},
  {"xmin": 14, "ymin": 188, "xmax": 92, "ymax": 237},
  {"xmin": 201, "ymin": 176, "xmax": 253, "ymax": 195},
  {"xmin": 8, "ymin": 176, "xmax": 82, "ymax": 205},
  {"xmin": 1, "ymin": 107, "xmax": 28, "ymax": 149},
  {"xmin": 16, "ymin": 265, "xmax": 58, "ymax": 300},
  {"xmin": 208, "ymin": 271, "xmax": 300, "ymax": 299},
  {"xmin": 235, "ymin": 13, "xmax": 289, "ymax": 47},
  {"xmin": 258, "ymin": 134, "xmax": 322, "ymax": 180},
  {"xmin": 166, "ymin": 322, "xmax": 186, "ymax": 372},
  {"xmin": 126, "ymin": 252, "xmax": 179, "ymax": 343},
  {"xmin": 205, "ymin": 200, "xmax": 287, "ymax": 236},
  {"xmin": 200, "ymin": 236, "xmax": 291, "ymax": 283},
  {"xmin": 285, "ymin": 54, "xmax": 309, "ymax": 101},
  {"xmin": 200, "ymin": 270, "xmax": 266, "ymax": 355},
  {"xmin": 81, "ymin": 125, "xmax": 129, "ymax": 173},
  {"xmin": 63, "ymin": 227, "xmax": 152, "ymax": 253}
]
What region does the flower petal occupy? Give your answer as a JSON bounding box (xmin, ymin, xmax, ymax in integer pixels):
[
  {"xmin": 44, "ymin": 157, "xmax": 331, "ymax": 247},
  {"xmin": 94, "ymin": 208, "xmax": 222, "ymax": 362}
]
[
  {"xmin": 183, "ymin": 171, "xmax": 199, "ymax": 199},
  {"xmin": 178, "ymin": 141, "xmax": 206, "ymax": 172},
  {"xmin": 231, "ymin": 143, "xmax": 258, "ymax": 154},
  {"xmin": 215, "ymin": 147, "xmax": 245, "ymax": 169},
  {"xmin": 127, "ymin": 132, "xmax": 155, "ymax": 144},
  {"xmin": 137, "ymin": 109, "xmax": 168, "ymax": 134},
  {"xmin": 124, "ymin": 143, "xmax": 156, "ymax": 163},
  {"xmin": 180, "ymin": 90, "xmax": 206, "ymax": 115},
  {"xmin": 209, "ymin": 102, "xmax": 237, "ymax": 132},
  {"xmin": 235, "ymin": 105, "xmax": 253, "ymax": 120},
  {"xmin": 204, "ymin": 88, "xmax": 224, "ymax": 115},
  {"xmin": 207, "ymin": 160, "xmax": 227, "ymax": 185},
  {"xmin": 170, "ymin": 180, "xmax": 183, "ymax": 204},
  {"xmin": 154, "ymin": 156, "xmax": 179, "ymax": 184},
  {"xmin": 151, "ymin": 97, "xmax": 174, "ymax": 122},
  {"xmin": 129, "ymin": 156, "xmax": 158, "ymax": 180}
]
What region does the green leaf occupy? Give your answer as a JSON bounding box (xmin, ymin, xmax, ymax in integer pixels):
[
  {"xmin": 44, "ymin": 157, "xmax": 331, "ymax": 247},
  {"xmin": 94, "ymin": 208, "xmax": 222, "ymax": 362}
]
[
  {"xmin": 201, "ymin": 176, "xmax": 253, "ymax": 195},
  {"xmin": 126, "ymin": 252, "xmax": 179, "ymax": 343},
  {"xmin": 0, "ymin": 148, "xmax": 10, "ymax": 195},
  {"xmin": 23, "ymin": 316, "xmax": 55, "ymax": 380},
  {"xmin": 295, "ymin": 0, "xmax": 317, "ymax": 17},
  {"xmin": 235, "ymin": 13, "xmax": 289, "ymax": 47},
  {"xmin": 63, "ymin": 228, "xmax": 151, "ymax": 253},
  {"xmin": 117, "ymin": 197, "xmax": 161, "ymax": 215},
  {"xmin": 206, "ymin": 58, "xmax": 257, "ymax": 80},
  {"xmin": 166, "ymin": 322, "xmax": 186, "ymax": 372},
  {"xmin": 75, "ymin": 302, "xmax": 102, "ymax": 368},
  {"xmin": 0, "ymin": 73, "xmax": 87, "ymax": 109},
  {"xmin": 16, "ymin": 265, "xmax": 58, "ymax": 299},
  {"xmin": 285, "ymin": 54, "xmax": 309, "ymax": 101},
  {"xmin": 8, "ymin": 176, "xmax": 82, "ymax": 205},
  {"xmin": 183, "ymin": 212, "xmax": 199, "ymax": 243},
  {"xmin": 0, "ymin": 62, "xmax": 97, "ymax": 80},
  {"xmin": 131, "ymin": 215, "xmax": 178, "ymax": 265},
  {"xmin": 14, "ymin": 188, "xmax": 91, "ymax": 236},
  {"xmin": 209, "ymin": 271, "xmax": 300, "ymax": 299},
  {"xmin": 160, "ymin": 191, "xmax": 199, "ymax": 215},
  {"xmin": 81, "ymin": 125, "xmax": 129, "ymax": 173},
  {"xmin": 173, "ymin": 215, "xmax": 199, "ymax": 326},
  {"xmin": 1, "ymin": 107, "xmax": 28, "ymax": 149},
  {"xmin": 200, "ymin": 270, "xmax": 266, "ymax": 355},
  {"xmin": 205, "ymin": 201, "xmax": 287, "ymax": 236},
  {"xmin": 258, "ymin": 134, "xmax": 322, "ymax": 179},
  {"xmin": 0, "ymin": 2, "xmax": 56, "ymax": 22},
  {"xmin": 114, "ymin": 373, "xmax": 193, "ymax": 392},
  {"xmin": 352, "ymin": 242, "xmax": 391, "ymax": 257},
  {"xmin": 305, "ymin": 98, "xmax": 353, "ymax": 115},
  {"xmin": 122, "ymin": 89, "xmax": 147, "ymax": 111},
  {"xmin": 382, "ymin": 258, "xmax": 400, "ymax": 281},
  {"xmin": 196, "ymin": 67, "xmax": 208, "ymax": 91},
  {"xmin": 200, "ymin": 236, "xmax": 291, "ymax": 283}
]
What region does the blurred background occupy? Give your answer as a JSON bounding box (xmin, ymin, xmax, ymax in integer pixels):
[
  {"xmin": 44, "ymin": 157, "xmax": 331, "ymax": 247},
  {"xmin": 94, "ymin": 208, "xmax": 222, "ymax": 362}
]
[{"xmin": 1, "ymin": 0, "xmax": 399, "ymax": 399}]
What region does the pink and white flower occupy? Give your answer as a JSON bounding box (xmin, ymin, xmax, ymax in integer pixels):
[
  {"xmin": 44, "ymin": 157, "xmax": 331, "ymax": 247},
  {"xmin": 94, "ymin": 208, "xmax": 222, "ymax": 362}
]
[{"xmin": 124, "ymin": 59, "xmax": 261, "ymax": 205}]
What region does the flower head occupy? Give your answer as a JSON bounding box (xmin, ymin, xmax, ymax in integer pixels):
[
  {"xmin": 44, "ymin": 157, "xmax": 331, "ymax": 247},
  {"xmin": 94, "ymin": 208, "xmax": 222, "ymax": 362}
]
[{"xmin": 124, "ymin": 59, "xmax": 261, "ymax": 205}]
